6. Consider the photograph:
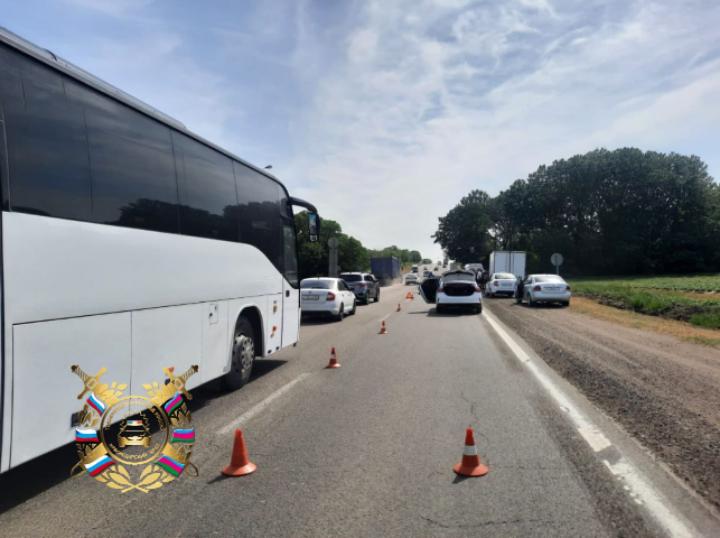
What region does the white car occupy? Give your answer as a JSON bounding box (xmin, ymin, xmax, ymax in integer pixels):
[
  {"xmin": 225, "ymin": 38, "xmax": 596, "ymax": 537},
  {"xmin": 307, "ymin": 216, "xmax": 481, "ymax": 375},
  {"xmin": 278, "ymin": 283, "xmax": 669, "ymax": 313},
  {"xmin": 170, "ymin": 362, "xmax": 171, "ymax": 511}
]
[
  {"xmin": 404, "ymin": 273, "xmax": 419, "ymax": 285},
  {"xmin": 520, "ymin": 274, "xmax": 571, "ymax": 306},
  {"xmin": 300, "ymin": 278, "xmax": 357, "ymax": 320},
  {"xmin": 420, "ymin": 270, "xmax": 482, "ymax": 314},
  {"xmin": 485, "ymin": 272, "xmax": 518, "ymax": 297}
]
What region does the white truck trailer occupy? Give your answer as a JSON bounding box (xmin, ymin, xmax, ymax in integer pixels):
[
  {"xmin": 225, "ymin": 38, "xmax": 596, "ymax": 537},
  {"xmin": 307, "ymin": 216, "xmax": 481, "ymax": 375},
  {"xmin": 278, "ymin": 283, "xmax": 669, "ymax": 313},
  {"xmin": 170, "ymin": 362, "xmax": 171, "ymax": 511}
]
[{"xmin": 488, "ymin": 251, "xmax": 526, "ymax": 279}]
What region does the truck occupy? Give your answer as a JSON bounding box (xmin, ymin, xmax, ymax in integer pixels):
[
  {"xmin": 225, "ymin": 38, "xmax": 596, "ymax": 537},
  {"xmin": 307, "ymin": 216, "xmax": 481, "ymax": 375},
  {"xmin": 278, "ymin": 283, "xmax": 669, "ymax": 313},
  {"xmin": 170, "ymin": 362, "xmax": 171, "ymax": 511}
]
[
  {"xmin": 488, "ymin": 251, "xmax": 526, "ymax": 279},
  {"xmin": 370, "ymin": 256, "xmax": 401, "ymax": 285}
]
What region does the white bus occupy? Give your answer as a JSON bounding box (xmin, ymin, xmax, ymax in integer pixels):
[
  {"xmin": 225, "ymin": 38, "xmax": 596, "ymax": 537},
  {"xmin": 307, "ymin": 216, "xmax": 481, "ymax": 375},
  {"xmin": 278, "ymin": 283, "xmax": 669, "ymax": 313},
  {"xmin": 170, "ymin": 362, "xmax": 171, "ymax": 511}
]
[{"xmin": 0, "ymin": 28, "xmax": 319, "ymax": 471}]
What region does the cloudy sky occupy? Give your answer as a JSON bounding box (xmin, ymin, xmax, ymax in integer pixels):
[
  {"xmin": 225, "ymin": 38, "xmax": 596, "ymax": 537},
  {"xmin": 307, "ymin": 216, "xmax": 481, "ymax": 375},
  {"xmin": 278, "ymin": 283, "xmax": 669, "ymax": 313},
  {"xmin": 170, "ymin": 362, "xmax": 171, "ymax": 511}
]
[{"xmin": 2, "ymin": 0, "xmax": 719, "ymax": 260}]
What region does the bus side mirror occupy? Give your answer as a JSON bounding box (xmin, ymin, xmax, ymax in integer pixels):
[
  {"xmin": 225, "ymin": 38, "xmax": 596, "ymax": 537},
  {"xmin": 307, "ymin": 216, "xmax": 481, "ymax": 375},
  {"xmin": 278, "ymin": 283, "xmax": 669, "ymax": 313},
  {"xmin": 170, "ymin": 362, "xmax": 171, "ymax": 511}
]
[{"xmin": 308, "ymin": 212, "xmax": 320, "ymax": 242}]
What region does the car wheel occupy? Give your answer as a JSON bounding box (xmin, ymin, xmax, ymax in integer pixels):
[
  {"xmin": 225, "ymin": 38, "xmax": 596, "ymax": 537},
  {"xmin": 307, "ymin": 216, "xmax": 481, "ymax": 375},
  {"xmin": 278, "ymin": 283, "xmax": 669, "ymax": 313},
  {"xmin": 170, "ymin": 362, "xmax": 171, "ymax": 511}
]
[
  {"xmin": 335, "ymin": 304, "xmax": 345, "ymax": 321},
  {"xmin": 475, "ymin": 305, "xmax": 482, "ymax": 314},
  {"xmin": 350, "ymin": 300, "xmax": 357, "ymax": 315},
  {"xmin": 375, "ymin": 289, "xmax": 380, "ymax": 302},
  {"xmin": 562, "ymin": 300, "xmax": 570, "ymax": 307},
  {"xmin": 223, "ymin": 317, "xmax": 256, "ymax": 390},
  {"xmin": 436, "ymin": 304, "xmax": 443, "ymax": 314},
  {"xmin": 527, "ymin": 293, "xmax": 536, "ymax": 307}
]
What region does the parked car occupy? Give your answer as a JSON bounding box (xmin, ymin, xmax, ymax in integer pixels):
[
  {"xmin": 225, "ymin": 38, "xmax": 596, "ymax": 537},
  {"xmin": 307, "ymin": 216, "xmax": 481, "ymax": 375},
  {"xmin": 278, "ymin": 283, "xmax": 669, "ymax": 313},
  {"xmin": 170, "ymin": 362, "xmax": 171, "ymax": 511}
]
[
  {"xmin": 519, "ymin": 274, "xmax": 571, "ymax": 306},
  {"xmin": 339, "ymin": 272, "xmax": 380, "ymax": 304},
  {"xmin": 300, "ymin": 278, "xmax": 356, "ymax": 320},
  {"xmin": 404, "ymin": 273, "xmax": 419, "ymax": 285},
  {"xmin": 485, "ymin": 272, "xmax": 518, "ymax": 297},
  {"xmin": 419, "ymin": 270, "xmax": 482, "ymax": 314}
]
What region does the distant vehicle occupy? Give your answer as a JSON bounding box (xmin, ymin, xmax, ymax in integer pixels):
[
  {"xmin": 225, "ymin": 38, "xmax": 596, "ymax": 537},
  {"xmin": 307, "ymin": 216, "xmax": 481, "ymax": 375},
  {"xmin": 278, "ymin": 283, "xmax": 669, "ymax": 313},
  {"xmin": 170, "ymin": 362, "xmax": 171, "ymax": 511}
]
[
  {"xmin": 485, "ymin": 272, "xmax": 517, "ymax": 297},
  {"xmin": 411, "ymin": 265, "xmax": 419, "ymax": 273},
  {"xmin": 519, "ymin": 274, "xmax": 571, "ymax": 307},
  {"xmin": 300, "ymin": 278, "xmax": 356, "ymax": 320},
  {"xmin": 404, "ymin": 273, "xmax": 419, "ymax": 285},
  {"xmin": 340, "ymin": 272, "xmax": 380, "ymax": 304},
  {"xmin": 370, "ymin": 256, "xmax": 401, "ymax": 283},
  {"xmin": 423, "ymin": 270, "xmax": 434, "ymax": 279},
  {"xmin": 434, "ymin": 266, "xmax": 440, "ymax": 271},
  {"xmin": 488, "ymin": 251, "xmax": 526, "ymax": 279},
  {"xmin": 419, "ymin": 270, "xmax": 482, "ymax": 314},
  {"xmin": 464, "ymin": 263, "xmax": 485, "ymax": 275}
]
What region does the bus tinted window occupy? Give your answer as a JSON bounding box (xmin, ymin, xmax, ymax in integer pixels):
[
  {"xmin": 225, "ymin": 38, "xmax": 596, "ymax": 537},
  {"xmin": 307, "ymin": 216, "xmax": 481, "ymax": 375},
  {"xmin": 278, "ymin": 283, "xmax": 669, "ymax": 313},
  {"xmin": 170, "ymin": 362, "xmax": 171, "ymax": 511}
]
[
  {"xmin": 68, "ymin": 82, "xmax": 180, "ymax": 233},
  {"xmin": 174, "ymin": 132, "xmax": 238, "ymax": 241},
  {"xmin": 233, "ymin": 161, "xmax": 284, "ymax": 268},
  {"xmin": 1, "ymin": 45, "xmax": 92, "ymax": 220}
]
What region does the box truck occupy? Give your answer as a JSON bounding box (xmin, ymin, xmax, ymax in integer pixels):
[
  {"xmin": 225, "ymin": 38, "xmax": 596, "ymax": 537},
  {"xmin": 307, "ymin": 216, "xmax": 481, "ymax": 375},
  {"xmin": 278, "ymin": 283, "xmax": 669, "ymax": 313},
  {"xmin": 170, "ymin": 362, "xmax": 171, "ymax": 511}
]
[
  {"xmin": 488, "ymin": 251, "xmax": 526, "ymax": 279},
  {"xmin": 370, "ymin": 256, "xmax": 401, "ymax": 285}
]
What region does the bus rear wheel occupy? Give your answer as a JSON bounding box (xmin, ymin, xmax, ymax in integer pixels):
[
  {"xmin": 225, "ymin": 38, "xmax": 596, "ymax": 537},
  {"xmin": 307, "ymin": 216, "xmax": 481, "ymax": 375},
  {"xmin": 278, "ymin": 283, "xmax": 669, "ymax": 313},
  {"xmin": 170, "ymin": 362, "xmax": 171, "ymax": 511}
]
[{"xmin": 223, "ymin": 317, "xmax": 256, "ymax": 390}]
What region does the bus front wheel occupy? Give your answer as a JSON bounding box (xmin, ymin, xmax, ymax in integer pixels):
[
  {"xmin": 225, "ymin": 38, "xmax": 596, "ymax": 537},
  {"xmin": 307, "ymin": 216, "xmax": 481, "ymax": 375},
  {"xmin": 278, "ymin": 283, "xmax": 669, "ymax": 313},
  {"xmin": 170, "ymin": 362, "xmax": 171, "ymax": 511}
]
[{"xmin": 223, "ymin": 317, "xmax": 256, "ymax": 390}]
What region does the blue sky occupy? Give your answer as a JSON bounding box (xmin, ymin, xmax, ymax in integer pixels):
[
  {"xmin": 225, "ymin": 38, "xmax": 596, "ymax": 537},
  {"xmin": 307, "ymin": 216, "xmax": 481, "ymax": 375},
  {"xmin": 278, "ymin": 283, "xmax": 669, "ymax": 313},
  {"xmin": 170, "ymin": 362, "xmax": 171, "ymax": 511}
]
[{"xmin": 2, "ymin": 0, "xmax": 719, "ymax": 260}]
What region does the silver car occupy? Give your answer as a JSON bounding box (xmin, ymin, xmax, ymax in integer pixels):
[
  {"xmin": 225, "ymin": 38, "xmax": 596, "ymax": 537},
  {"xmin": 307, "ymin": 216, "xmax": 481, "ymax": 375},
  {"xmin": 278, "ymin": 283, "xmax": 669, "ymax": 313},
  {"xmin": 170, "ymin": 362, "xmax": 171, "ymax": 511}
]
[
  {"xmin": 519, "ymin": 274, "xmax": 571, "ymax": 307},
  {"xmin": 300, "ymin": 278, "xmax": 357, "ymax": 320}
]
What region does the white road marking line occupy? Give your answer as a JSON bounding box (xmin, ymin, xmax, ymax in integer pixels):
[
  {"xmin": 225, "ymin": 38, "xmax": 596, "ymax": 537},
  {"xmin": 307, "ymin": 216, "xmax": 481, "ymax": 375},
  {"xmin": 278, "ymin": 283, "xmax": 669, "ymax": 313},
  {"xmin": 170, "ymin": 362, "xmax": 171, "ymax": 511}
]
[
  {"xmin": 483, "ymin": 311, "xmax": 696, "ymax": 538},
  {"xmin": 217, "ymin": 374, "xmax": 310, "ymax": 435}
]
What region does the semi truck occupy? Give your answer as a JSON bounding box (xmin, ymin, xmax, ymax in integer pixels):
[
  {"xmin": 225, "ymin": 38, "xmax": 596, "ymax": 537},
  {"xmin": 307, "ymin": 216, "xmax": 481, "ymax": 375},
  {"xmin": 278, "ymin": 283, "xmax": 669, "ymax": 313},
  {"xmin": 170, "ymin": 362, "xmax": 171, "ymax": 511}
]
[
  {"xmin": 488, "ymin": 251, "xmax": 526, "ymax": 279},
  {"xmin": 370, "ymin": 256, "xmax": 401, "ymax": 285}
]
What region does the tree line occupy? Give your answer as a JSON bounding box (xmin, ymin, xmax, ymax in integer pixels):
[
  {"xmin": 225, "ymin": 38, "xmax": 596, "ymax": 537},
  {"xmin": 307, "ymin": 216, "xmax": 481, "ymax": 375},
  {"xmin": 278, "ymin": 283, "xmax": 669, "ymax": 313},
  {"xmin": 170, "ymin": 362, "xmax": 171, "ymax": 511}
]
[
  {"xmin": 433, "ymin": 148, "xmax": 720, "ymax": 275},
  {"xmin": 294, "ymin": 211, "xmax": 422, "ymax": 279}
]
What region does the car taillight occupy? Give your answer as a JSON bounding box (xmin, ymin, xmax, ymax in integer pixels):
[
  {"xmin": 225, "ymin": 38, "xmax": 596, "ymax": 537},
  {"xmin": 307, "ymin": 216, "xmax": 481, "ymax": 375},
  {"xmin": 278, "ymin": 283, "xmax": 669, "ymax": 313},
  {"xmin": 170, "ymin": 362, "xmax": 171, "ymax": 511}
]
[
  {"xmin": 474, "ymin": 284, "xmax": 481, "ymax": 292},
  {"xmin": 326, "ymin": 291, "xmax": 336, "ymax": 300},
  {"xmin": 566, "ymin": 285, "xmax": 571, "ymax": 291},
  {"xmin": 437, "ymin": 286, "xmax": 444, "ymax": 293},
  {"xmin": 533, "ymin": 285, "xmax": 541, "ymax": 291},
  {"xmin": 359, "ymin": 283, "xmax": 368, "ymax": 288}
]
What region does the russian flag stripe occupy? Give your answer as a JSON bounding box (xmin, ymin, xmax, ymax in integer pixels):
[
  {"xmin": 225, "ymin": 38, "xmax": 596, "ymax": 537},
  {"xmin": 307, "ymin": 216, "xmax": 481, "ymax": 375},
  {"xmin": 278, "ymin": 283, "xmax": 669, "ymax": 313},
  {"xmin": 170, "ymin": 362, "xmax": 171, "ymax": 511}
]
[
  {"xmin": 75, "ymin": 428, "xmax": 99, "ymax": 442},
  {"xmin": 86, "ymin": 455, "xmax": 113, "ymax": 476},
  {"xmin": 86, "ymin": 393, "xmax": 106, "ymax": 414}
]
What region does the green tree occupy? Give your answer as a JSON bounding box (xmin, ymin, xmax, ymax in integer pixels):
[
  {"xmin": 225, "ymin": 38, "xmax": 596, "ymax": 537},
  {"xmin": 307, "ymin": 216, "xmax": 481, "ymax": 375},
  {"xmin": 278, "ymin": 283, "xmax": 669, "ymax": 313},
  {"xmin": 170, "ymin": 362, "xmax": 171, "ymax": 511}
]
[{"xmin": 433, "ymin": 190, "xmax": 493, "ymax": 263}]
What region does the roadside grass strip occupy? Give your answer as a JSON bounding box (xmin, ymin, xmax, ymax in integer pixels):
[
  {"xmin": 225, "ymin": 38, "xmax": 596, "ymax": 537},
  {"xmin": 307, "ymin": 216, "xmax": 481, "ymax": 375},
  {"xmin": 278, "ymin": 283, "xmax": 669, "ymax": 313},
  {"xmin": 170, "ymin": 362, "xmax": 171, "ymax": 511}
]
[{"xmin": 571, "ymin": 275, "xmax": 720, "ymax": 329}]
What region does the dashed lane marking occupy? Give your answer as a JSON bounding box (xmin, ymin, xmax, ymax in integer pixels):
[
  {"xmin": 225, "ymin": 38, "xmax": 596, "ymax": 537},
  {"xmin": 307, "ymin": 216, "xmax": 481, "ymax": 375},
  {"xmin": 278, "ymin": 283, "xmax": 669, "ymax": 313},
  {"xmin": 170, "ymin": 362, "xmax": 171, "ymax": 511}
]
[
  {"xmin": 483, "ymin": 310, "xmax": 696, "ymax": 538},
  {"xmin": 217, "ymin": 374, "xmax": 310, "ymax": 435}
]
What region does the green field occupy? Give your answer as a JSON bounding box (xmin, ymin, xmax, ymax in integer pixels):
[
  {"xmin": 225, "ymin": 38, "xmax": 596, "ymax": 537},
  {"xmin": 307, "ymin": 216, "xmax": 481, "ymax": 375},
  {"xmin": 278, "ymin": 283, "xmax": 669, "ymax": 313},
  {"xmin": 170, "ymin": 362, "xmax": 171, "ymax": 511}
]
[{"xmin": 570, "ymin": 274, "xmax": 720, "ymax": 329}]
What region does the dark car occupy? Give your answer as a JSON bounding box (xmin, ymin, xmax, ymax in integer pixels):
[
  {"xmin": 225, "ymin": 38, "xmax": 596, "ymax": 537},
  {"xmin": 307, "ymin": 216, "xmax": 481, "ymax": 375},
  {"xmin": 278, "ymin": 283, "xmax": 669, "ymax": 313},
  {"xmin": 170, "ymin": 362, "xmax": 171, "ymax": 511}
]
[{"xmin": 340, "ymin": 272, "xmax": 380, "ymax": 304}]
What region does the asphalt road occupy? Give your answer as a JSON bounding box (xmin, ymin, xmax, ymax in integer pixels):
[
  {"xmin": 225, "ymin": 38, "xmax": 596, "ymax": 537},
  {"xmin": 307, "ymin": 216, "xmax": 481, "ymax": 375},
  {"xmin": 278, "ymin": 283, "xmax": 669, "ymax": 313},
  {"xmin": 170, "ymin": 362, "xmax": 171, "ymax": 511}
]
[{"xmin": 0, "ymin": 283, "xmax": 699, "ymax": 537}]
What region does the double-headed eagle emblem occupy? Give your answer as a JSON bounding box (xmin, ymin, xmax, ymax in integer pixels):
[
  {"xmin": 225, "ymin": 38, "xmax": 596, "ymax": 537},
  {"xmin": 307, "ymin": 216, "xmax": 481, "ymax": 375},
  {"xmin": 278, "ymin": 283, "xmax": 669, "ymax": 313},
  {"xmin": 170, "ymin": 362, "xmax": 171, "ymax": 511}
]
[{"xmin": 70, "ymin": 364, "xmax": 198, "ymax": 493}]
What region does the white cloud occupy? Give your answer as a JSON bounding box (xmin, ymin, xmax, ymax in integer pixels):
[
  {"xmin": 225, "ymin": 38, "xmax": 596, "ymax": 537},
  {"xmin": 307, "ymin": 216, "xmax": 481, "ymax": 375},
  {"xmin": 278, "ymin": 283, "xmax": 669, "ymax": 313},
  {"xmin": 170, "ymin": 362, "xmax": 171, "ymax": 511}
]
[{"xmin": 286, "ymin": 0, "xmax": 720, "ymax": 260}]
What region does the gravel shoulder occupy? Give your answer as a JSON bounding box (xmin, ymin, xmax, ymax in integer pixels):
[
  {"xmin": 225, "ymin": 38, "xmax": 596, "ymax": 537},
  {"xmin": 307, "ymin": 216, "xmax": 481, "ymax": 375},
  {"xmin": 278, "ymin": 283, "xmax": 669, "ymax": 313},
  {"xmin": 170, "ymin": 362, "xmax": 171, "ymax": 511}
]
[{"xmin": 486, "ymin": 297, "xmax": 720, "ymax": 511}]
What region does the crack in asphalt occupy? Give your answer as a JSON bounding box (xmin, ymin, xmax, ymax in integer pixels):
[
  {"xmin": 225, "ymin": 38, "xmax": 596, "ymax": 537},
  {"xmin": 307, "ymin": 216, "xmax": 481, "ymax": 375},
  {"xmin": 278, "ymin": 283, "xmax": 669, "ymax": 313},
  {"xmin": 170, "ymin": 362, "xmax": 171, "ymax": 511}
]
[{"xmin": 420, "ymin": 515, "xmax": 551, "ymax": 529}]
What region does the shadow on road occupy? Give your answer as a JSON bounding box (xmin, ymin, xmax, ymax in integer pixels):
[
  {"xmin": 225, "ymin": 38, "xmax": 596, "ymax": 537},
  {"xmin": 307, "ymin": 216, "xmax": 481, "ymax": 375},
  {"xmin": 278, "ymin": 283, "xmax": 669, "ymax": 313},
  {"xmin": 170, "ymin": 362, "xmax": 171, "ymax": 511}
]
[{"xmin": 0, "ymin": 359, "xmax": 287, "ymax": 514}]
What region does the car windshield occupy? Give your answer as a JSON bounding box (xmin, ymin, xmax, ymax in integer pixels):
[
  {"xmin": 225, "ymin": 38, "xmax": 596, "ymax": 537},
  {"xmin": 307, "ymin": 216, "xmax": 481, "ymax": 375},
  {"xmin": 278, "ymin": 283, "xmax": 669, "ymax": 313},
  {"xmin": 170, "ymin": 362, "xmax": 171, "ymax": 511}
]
[
  {"xmin": 534, "ymin": 275, "xmax": 564, "ymax": 283},
  {"xmin": 340, "ymin": 274, "xmax": 362, "ymax": 282},
  {"xmin": 300, "ymin": 279, "xmax": 334, "ymax": 289},
  {"xmin": 494, "ymin": 273, "xmax": 515, "ymax": 280},
  {"xmin": 443, "ymin": 272, "xmax": 475, "ymax": 281}
]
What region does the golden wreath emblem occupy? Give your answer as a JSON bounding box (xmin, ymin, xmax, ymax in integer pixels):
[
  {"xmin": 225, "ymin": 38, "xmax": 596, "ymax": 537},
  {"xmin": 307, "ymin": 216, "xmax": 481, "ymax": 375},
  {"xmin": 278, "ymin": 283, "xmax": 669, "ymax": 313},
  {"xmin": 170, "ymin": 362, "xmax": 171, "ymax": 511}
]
[{"xmin": 70, "ymin": 364, "xmax": 199, "ymax": 493}]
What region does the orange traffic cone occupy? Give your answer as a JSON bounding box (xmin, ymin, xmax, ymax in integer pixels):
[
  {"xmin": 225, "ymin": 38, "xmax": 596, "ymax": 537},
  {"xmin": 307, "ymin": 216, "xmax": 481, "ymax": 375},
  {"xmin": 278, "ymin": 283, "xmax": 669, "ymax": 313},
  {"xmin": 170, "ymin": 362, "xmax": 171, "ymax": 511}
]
[
  {"xmin": 379, "ymin": 320, "xmax": 388, "ymax": 335},
  {"xmin": 453, "ymin": 427, "xmax": 489, "ymax": 477},
  {"xmin": 222, "ymin": 429, "xmax": 257, "ymax": 477},
  {"xmin": 406, "ymin": 291, "xmax": 414, "ymax": 300},
  {"xmin": 326, "ymin": 347, "xmax": 341, "ymax": 369},
  {"xmin": 396, "ymin": 303, "xmax": 402, "ymax": 312}
]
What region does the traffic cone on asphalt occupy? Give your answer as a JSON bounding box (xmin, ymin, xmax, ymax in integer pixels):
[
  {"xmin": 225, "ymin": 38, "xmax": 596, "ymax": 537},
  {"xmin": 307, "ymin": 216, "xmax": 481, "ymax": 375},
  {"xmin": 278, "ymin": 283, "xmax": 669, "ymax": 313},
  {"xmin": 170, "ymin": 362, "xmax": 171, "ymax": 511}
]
[
  {"xmin": 396, "ymin": 303, "xmax": 402, "ymax": 312},
  {"xmin": 222, "ymin": 429, "xmax": 257, "ymax": 477},
  {"xmin": 406, "ymin": 291, "xmax": 414, "ymax": 300},
  {"xmin": 453, "ymin": 427, "xmax": 489, "ymax": 477},
  {"xmin": 326, "ymin": 347, "xmax": 341, "ymax": 369},
  {"xmin": 379, "ymin": 320, "xmax": 388, "ymax": 335}
]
